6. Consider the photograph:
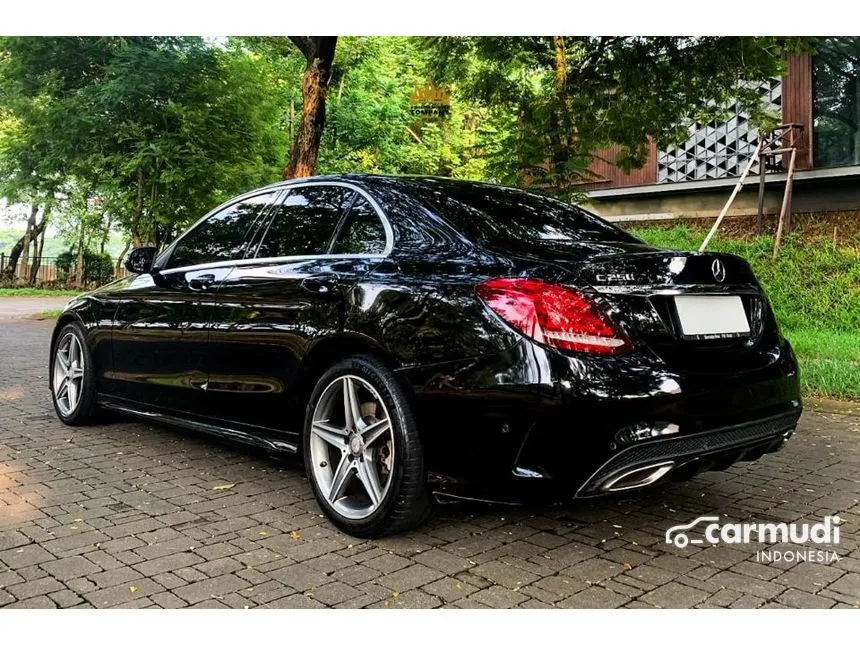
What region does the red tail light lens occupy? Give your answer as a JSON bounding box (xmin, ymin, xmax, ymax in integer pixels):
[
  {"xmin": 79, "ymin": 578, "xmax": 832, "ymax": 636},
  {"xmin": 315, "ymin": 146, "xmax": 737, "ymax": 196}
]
[{"xmin": 475, "ymin": 277, "xmax": 632, "ymax": 355}]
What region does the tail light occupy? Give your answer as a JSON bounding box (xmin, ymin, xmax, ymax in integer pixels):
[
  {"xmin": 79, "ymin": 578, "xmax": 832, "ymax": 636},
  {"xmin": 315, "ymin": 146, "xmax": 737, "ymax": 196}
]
[{"xmin": 475, "ymin": 277, "xmax": 632, "ymax": 355}]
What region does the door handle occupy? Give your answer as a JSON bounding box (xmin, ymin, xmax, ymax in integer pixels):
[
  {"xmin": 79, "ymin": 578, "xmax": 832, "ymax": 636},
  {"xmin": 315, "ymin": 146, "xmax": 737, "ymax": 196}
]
[
  {"xmin": 188, "ymin": 273, "xmax": 216, "ymax": 291},
  {"xmin": 300, "ymin": 275, "xmax": 339, "ymax": 294}
]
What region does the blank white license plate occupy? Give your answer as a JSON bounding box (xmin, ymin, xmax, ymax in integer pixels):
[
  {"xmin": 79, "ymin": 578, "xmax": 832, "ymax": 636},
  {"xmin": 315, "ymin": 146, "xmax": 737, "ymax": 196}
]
[{"xmin": 673, "ymin": 295, "xmax": 750, "ymax": 337}]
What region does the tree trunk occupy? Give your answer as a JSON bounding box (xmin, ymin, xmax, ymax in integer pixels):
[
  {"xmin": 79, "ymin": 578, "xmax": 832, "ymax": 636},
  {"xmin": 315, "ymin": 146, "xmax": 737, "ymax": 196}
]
[
  {"xmin": 129, "ymin": 167, "xmax": 145, "ymax": 248},
  {"xmin": 1, "ymin": 204, "xmax": 43, "ymax": 281},
  {"xmin": 283, "ymin": 37, "xmax": 337, "ymax": 179},
  {"xmin": 100, "ymin": 213, "xmax": 112, "ymax": 255},
  {"xmin": 28, "ymin": 226, "xmax": 46, "ymax": 286},
  {"xmin": 115, "ymin": 240, "xmax": 131, "ymax": 277},
  {"xmin": 20, "ymin": 204, "xmax": 39, "ymax": 282},
  {"xmin": 1, "ymin": 236, "xmax": 26, "ymax": 281},
  {"xmin": 74, "ymin": 219, "xmax": 85, "ymax": 288}
]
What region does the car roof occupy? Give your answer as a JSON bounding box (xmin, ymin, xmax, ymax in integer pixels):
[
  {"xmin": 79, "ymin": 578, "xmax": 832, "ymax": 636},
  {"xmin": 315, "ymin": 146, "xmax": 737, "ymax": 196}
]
[{"xmin": 261, "ymin": 173, "xmax": 509, "ymax": 195}]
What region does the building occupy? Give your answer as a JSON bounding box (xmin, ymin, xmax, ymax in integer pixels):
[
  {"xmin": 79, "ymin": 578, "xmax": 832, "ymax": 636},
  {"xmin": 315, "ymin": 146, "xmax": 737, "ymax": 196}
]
[{"xmin": 584, "ymin": 38, "xmax": 860, "ymax": 223}]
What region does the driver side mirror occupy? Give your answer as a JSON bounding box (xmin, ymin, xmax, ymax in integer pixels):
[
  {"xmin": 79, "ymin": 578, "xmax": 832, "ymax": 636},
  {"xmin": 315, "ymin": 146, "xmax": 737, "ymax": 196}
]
[{"xmin": 124, "ymin": 246, "xmax": 157, "ymax": 274}]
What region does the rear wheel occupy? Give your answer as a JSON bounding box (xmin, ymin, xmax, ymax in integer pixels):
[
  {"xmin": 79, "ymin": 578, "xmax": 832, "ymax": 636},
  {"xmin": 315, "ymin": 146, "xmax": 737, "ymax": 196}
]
[
  {"xmin": 51, "ymin": 322, "xmax": 99, "ymax": 425},
  {"xmin": 303, "ymin": 355, "xmax": 430, "ymax": 537}
]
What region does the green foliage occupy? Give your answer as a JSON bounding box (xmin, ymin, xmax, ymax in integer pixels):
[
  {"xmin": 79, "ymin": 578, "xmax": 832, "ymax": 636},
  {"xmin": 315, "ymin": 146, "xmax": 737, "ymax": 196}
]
[
  {"xmin": 784, "ymin": 329, "xmax": 860, "ymax": 400},
  {"xmin": 56, "ymin": 247, "xmax": 113, "ymax": 284},
  {"xmin": 316, "ymin": 37, "xmax": 483, "ymax": 178},
  {"xmin": 0, "ymin": 288, "xmax": 80, "ymax": 296},
  {"xmin": 0, "ymin": 37, "xmax": 289, "ymax": 244},
  {"xmin": 424, "ymin": 37, "xmax": 810, "ymax": 192}
]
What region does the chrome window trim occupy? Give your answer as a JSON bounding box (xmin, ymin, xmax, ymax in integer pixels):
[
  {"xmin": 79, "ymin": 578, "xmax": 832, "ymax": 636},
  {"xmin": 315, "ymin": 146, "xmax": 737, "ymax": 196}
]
[
  {"xmin": 156, "ymin": 179, "xmax": 393, "ymax": 272},
  {"xmin": 159, "ymin": 252, "xmax": 386, "ymax": 276}
]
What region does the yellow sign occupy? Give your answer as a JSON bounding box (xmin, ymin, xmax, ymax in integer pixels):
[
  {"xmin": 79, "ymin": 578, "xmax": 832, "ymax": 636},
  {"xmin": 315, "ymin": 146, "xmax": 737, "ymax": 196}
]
[
  {"xmin": 409, "ymin": 84, "xmax": 450, "ymax": 106},
  {"xmin": 410, "ymin": 84, "xmax": 451, "ymax": 117}
]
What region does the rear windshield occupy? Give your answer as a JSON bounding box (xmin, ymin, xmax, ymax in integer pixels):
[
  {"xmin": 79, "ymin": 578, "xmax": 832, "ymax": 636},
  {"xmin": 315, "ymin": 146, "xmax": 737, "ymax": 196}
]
[{"xmin": 408, "ymin": 181, "xmax": 639, "ymax": 248}]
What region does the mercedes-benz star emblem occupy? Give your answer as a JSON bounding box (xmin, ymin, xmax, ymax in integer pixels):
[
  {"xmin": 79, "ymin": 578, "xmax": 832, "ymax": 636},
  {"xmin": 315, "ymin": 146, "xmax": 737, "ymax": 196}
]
[{"xmin": 711, "ymin": 258, "xmax": 726, "ymax": 282}]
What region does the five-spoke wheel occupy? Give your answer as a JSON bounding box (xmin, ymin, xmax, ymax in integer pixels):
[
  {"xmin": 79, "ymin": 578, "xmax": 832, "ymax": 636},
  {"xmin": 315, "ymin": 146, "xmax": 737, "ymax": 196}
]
[
  {"xmin": 50, "ymin": 322, "xmax": 98, "ymax": 425},
  {"xmin": 309, "ymin": 375, "xmax": 395, "ymax": 519},
  {"xmin": 53, "ymin": 331, "xmax": 85, "ymax": 416},
  {"xmin": 304, "ymin": 355, "xmax": 430, "ymax": 537}
]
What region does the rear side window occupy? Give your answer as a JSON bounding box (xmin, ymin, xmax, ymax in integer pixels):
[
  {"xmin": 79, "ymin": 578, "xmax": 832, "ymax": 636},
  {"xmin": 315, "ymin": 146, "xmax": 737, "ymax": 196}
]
[
  {"xmin": 256, "ymin": 185, "xmax": 354, "ymax": 258},
  {"xmin": 165, "ymin": 193, "xmax": 275, "ymax": 269},
  {"xmin": 331, "ymin": 195, "xmax": 387, "ymax": 255},
  {"xmin": 411, "ymin": 181, "xmax": 639, "ymax": 248}
]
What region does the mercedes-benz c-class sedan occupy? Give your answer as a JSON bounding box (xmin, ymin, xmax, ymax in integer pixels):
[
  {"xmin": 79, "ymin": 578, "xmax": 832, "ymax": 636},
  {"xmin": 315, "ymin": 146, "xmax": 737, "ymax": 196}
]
[{"xmin": 49, "ymin": 175, "xmax": 802, "ymax": 537}]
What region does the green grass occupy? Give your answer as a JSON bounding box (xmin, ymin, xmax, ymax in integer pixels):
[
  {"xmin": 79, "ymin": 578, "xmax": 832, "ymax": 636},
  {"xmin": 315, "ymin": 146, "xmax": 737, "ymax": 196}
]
[
  {"xmin": 24, "ymin": 309, "xmax": 64, "ymax": 320},
  {"xmin": 784, "ymin": 329, "xmax": 860, "ymax": 400},
  {"xmin": 0, "ymin": 288, "xmax": 82, "ymax": 297},
  {"xmin": 628, "ymin": 225, "xmax": 860, "ymax": 400}
]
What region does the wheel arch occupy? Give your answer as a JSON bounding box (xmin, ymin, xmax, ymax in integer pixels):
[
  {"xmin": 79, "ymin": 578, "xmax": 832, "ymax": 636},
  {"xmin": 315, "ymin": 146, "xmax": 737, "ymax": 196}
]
[
  {"xmin": 49, "ymin": 311, "xmax": 88, "ymax": 358},
  {"xmin": 289, "ymin": 332, "xmax": 409, "ymax": 416}
]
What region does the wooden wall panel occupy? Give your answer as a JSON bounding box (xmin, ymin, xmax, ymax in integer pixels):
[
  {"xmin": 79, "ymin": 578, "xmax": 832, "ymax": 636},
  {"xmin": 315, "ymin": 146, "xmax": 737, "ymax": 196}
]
[
  {"xmin": 579, "ymin": 140, "xmax": 658, "ymax": 190},
  {"xmin": 581, "ymin": 54, "xmax": 814, "ymax": 190},
  {"xmin": 782, "ymin": 54, "xmax": 814, "ymax": 170}
]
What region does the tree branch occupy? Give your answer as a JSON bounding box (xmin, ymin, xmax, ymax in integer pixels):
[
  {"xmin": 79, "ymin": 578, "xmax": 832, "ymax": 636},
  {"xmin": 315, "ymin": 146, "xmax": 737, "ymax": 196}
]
[{"xmin": 288, "ymin": 37, "xmax": 316, "ymax": 61}]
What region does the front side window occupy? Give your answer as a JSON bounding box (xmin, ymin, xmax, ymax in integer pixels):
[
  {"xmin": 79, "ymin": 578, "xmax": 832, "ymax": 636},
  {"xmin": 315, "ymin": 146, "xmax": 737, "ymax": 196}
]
[
  {"xmin": 256, "ymin": 185, "xmax": 354, "ymax": 258},
  {"xmin": 165, "ymin": 193, "xmax": 275, "ymax": 269},
  {"xmin": 331, "ymin": 195, "xmax": 387, "ymax": 255}
]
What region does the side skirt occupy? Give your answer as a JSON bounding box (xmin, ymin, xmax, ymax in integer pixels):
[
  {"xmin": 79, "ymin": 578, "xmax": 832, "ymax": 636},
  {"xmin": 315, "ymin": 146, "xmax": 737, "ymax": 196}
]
[{"xmin": 98, "ymin": 395, "xmax": 298, "ymax": 455}]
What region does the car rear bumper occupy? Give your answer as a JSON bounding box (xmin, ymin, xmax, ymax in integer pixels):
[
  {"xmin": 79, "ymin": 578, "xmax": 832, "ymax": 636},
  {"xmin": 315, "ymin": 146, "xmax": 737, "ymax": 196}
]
[
  {"xmin": 573, "ymin": 409, "xmax": 799, "ymax": 497},
  {"xmin": 400, "ymin": 337, "xmax": 802, "ymax": 504}
]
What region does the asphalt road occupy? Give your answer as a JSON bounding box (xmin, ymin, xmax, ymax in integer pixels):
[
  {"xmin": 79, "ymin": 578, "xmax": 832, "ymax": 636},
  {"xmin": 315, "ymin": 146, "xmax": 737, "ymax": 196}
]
[{"xmin": 0, "ymin": 297, "xmax": 74, "ymax": 319}]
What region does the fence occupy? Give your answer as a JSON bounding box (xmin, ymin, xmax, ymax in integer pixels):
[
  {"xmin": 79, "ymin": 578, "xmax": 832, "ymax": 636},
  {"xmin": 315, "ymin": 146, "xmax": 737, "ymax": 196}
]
[{"xmin": 0, "ymin": 254, "xmax": 129, "ymax": 285}]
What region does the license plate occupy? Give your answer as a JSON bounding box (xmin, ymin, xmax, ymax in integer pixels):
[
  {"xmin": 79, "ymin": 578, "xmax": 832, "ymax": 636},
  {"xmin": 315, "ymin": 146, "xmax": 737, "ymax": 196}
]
[{"xmin": 673, "ymin": 295, "xmax": 750, "ymax": 338}]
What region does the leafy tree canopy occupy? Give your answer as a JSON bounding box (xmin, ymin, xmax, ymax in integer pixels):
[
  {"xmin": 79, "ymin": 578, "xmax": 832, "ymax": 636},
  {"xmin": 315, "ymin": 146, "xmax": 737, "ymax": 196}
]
[
  {"xmin": 0, "ymin": 36, "xmax": 288, "ymax": 245},
  {"xmin": 423, "ymin": 36, "xmax": 811, "ymax": 191}
]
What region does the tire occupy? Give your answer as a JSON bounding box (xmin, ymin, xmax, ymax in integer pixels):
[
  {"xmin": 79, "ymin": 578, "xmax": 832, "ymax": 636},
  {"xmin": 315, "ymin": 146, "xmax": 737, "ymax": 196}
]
[
  {"xmin": 303, "ymin": 354, "xmax": 430, "ymax": 537},
  {"xmin": 50, "ymin": 321, "xmax": 100, "ymax": 426}
]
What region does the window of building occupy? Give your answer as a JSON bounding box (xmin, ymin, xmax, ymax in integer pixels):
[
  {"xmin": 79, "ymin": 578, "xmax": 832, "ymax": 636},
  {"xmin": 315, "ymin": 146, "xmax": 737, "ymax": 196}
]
[{"xmin": 813, "ymin": 37, "xmax": 860, "ymax": 168}]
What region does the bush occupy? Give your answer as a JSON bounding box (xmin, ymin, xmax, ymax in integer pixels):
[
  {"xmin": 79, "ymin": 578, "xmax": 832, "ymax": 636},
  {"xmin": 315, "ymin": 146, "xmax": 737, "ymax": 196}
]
[{"xmin": 56, "ymin": 248, "xmax": 114, "ymax": 285}]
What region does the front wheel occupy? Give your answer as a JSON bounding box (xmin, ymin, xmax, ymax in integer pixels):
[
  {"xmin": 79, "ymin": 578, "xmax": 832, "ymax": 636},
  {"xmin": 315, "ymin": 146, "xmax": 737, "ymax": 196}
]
[
  {"xmin": 50, "ymin": 322, "xmax": 100, "ymax": 425},
  {"xmin": 303, "ymin": 355, "xmax": 430, "ymax": 537}
]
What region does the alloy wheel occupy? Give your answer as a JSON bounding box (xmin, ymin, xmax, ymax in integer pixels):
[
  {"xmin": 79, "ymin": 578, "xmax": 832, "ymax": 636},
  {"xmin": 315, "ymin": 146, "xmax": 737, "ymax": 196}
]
[
  {"xmin": 53, "ymin": 333, "xmax": 85, "ymax": 417},
  {"xmin": 309, "ymin": 375, "xmax": 395, "ymax": 520}
]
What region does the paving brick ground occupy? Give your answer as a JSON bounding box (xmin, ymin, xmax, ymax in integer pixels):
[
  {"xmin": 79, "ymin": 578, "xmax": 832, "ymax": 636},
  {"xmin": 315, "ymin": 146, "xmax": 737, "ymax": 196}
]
[{"xmin": 1, "ymin": 318, "xmax": 859, "ymax": 609}]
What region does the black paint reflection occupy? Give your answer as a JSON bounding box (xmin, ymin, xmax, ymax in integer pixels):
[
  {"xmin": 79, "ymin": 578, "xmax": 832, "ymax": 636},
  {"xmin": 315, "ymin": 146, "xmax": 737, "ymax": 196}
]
[{"xmin": 50, "ymin": 173, "xmax": 802, "ymax": 504}]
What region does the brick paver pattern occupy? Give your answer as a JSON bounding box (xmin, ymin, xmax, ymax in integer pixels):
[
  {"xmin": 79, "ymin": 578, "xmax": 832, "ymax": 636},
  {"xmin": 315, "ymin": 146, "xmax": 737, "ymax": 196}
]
[{"xmin": 1, "ymin": 319, "xmax": 858, "ymax": 608}]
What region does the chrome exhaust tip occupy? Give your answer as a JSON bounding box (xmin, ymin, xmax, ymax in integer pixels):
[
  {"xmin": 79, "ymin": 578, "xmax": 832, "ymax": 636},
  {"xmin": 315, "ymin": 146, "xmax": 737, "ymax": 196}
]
[{"xmin": 602, "ymin": 461, "xmax": 675, "ymax": 492}]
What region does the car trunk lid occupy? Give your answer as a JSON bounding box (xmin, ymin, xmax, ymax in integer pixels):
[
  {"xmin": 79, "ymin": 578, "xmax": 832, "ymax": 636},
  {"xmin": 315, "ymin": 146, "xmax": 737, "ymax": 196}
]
[{"xmin": 509, "ymin": 242, "xmax": 777, "ymax": 371}]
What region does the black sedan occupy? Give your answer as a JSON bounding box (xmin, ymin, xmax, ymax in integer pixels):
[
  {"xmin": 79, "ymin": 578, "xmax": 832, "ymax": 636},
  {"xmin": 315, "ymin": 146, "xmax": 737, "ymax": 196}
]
[{"xmin": 49, "ymin": 175, "xmax": 802, "ymax": 537}]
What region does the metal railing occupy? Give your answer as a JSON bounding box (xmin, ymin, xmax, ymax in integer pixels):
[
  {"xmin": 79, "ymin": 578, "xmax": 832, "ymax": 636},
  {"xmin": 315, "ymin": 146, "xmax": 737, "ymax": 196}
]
[{"xmin": 0, "ymin": 254, "xmax": 129, "ymax": 285}]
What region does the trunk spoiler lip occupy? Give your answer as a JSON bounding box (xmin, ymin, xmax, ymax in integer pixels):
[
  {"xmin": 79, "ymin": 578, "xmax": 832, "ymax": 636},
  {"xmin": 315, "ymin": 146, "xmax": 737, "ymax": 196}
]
[{"xmin": 590, "ymin": 283, "xmax": 761, "ymax": 296}]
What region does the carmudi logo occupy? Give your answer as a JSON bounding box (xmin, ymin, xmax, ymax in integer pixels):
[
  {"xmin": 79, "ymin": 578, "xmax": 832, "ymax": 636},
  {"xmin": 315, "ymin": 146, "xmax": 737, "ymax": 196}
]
[{"xmin": 665, "ymin": 515, "xmax": 842, "ymax": 564}]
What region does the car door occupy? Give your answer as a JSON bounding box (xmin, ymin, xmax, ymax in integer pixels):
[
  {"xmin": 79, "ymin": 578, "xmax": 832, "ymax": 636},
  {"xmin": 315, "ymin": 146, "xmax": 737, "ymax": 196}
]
[
  {"xmin": 108, "ymin": 190, "xmax": 278, "ymax": 415},
  {"xmin": 202, "ymin": 183, "xmax": 391, "ymax": 439}
]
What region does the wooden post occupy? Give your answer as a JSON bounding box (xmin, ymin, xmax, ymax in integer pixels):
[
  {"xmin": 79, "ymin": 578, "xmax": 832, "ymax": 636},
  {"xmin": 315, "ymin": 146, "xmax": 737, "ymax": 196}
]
[
  {"xmin": 699, "ymin": 137, "xmax": 765, "ymax": 252},
  {"xmin": 756, "ymin": 158, "xmax": 767, "ymax": 235},
  {"xmin": 773, "ymin": 148, "xmax": 798, "ymax": 259}
]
